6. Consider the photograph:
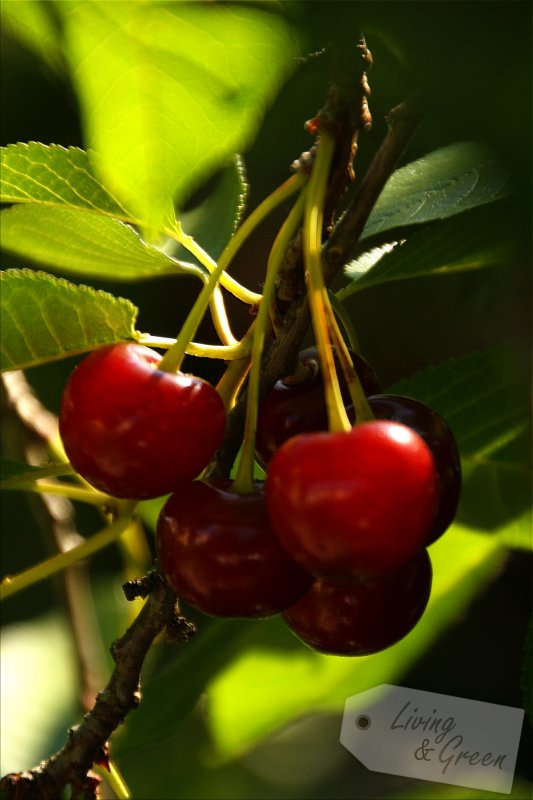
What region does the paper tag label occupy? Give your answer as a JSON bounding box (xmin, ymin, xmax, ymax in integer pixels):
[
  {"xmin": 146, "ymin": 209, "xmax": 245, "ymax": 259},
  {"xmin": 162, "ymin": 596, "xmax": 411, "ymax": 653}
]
[{"xmin": 340, "ymin": 685, "xmax": 524, "ymax": 794}]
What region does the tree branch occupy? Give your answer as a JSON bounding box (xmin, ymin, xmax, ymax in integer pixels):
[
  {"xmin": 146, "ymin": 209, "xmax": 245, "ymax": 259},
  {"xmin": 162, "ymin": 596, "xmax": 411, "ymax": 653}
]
[
  {"xmin": 0, "ymin": 572, "xmax": 190, "ymax": 800},
  {"xmin": 325, "ymin": 92, "xmax": 425, "ymax": 276}
]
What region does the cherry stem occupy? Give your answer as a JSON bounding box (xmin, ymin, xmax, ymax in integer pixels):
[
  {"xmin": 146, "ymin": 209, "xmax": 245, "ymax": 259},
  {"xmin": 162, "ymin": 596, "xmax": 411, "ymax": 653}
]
[
  {"xmin": 210, "ymin": 286, "xmax": 239, "ymax": 346},
  {"xmin": 6, "ymin": 480, "xmax": 116, "ymax": 506},
  {"xmin": 0, "ymin": 506, "xmax": 136, "ymax": 601},
  {"xmin": 304, "ymin": 131, "xmax": 352, "ymax": 434},
  {"xmin": 324, "ymin": 300, "xmax": 375, "ymax": 423},
  {"xmin": 232, "ymin": 186, "xmax": 308, "ymax": 494},
  {"xmin": 215, "ymin": 326, "xmax": 255, "ymax": 413},
  {"xmin": 163, "ymin": 222, "xmax": 262, "ymax": 306},
  {"xmin": 96, "ymin": 759, "xmax": 131, "ymax": 799},
  {"xmin": 136, "ymin": 334, "xmax": 248, "ymax": 360},
  {"xmin": 158, "ymin": 173, "xmax": 305, "ymax": 375},
  {"xmin": 0, "ymin": 461, "xmax": 75, "ymax": 489},
  {"xmin": 327, "ymin": 289, "xmax": 361, "ymax": 353}
]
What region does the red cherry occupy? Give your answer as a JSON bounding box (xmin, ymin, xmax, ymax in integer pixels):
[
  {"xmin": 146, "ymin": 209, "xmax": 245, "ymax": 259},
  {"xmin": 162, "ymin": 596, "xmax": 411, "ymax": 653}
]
[
  {"xmin": 282, "ymin": 550, "xmax": 432, "ymax": 656},
  {"xmin": 265, "ymin": 420, "xmax": 439, "ymax": 581},
  {"xmin": 368, "ymin": 395, "xmax": 461, "ymax": 544},
  {"xmin": 156, "ymin": 481, "xmax": 313, "ymax": 618},
  {"xmin": 59, "ymin": 343, "xmax": 225, "ymax": 499},
  {"xmin": 255, "ymin": 347, "xmax": 381, "ymax": 468}
]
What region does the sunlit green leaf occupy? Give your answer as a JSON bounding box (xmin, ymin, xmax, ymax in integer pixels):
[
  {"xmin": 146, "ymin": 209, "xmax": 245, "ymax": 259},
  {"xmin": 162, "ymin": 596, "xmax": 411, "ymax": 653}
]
[
  {"xmin": 0, "ymin": 142, "xmax": 130, "ymax": 218},
  {"xmin": 0, "ymin": 0, "xmax": 64, "ymax": 72},
  {"xmin": 340, "ymin": 202, "xmax": 512, "ymax": 296},
  {"xmin": 0, "ymin": 205, "xmax": 196, "ymax": 281},
  {"xmin": 58, "ymin": 0, "xmax": 298, "ymax": 234},
  {"xmin": 0, "ymin": 269, "xmax": 138, "ymax": 371},
  {"xmin": 360, "ymin": 142, "xmax": 512, "ymax": 242}
]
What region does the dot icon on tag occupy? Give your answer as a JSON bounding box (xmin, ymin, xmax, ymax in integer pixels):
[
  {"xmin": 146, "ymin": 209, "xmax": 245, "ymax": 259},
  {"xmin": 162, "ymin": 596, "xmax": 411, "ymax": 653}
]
[{"xmin": 355, "ymin": 715, "xmax": 371, "ymax": 730}]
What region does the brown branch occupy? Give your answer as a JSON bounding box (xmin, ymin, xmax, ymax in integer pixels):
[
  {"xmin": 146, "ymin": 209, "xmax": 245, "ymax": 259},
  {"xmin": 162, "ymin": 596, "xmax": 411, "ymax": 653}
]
[
  {"xmin": 0, "ymin": 572, "xmax": 187, "ymax": 800},
  {"xmin": 325, "ymin": 92, "xmax": 425, "ymax": 276}
]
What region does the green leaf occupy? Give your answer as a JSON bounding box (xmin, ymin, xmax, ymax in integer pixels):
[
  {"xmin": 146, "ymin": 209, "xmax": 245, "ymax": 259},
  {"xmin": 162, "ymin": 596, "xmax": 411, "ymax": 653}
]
[
  {"xmin": 390, "ymin": 350, "xmax": 532, "ymax": 548},
  {"xmin": 206, "ymin": 529, "xmax": 506, "ymax": 759},
  {"xmin": 0, "ymin": 205, "xmax": 196, "ymax": 281},
  {"xmin": 458, "ymin": 433, "xmax": 532, "ymax": 550},
  {"xmin": 388, "ymin": 348, "xmax": 529, "ymax": 459},
  {"xmin": 0, "ymin": 0, "xmax": 64, "ymax": 73},
  {"xmin": 0, "ymin": 269, "xmax": 138, "ymax": 371},
  {"xmin": 339, "ymin": 202, "xmax": 512, "ymax": 296},
  {"xmin": 170, "ymin": 156, "xmax": 249, "ymax": 265},
  {"xmin": 0, "ymin": 142, "xmax": 130, "ymax": 218},
  {"xmin": 58, "ymin": 1, "xmax": 298, "ymax": 234},
  {"xmin": 360, "ymin": 142, "xmax": 512, "ymax": 242}
]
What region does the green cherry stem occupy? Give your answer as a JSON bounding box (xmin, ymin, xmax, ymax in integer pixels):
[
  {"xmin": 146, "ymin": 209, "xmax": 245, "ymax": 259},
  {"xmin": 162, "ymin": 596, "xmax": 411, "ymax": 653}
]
[
  {"xmin": 164, "ymin": 221, "xmax": 262, "ymax": 306},
  {"xmin": 136, "ymin": 334, "xmax": 248, "ymax": 360},
  {"xmin": 327, "ymin": 289, "xmax": 361, "ymax": 353},
  {"xmin": 215, "ymin": 328, "xmax": 255, "ymax": 413},
  {"xmin": 210, "ymin": 286, "xmax": 239, "ymax": 346},
  {"xmin": 217, "ymin": 172, "xmax": 306, "ymax": 279},
  {"xmin": 324, "ymin": 300, "xmax": 374, "ymax": 423},
  {"xmin": 158, "ymin": 173, "xmax": 307, "ymax": 375},
  {"xmin": 304, "ymin": 131, "xmax": 352, "ymax": 434},
  {"xmin": 0, "ymin": 506, "xmax": 136, "ymax": 601},
  {"xmin": 8, "ymin": 480, "xmax": 117, "ymax": 506},
  {"xmin": 232, "ymin": 186, "xmax": 308, "ymax": 494},
  {"xmin": 0, "ymin": 461, "xmax": 75, "ymax": 490},
  {"xmin": 97, "ymin": 759, "xmax": 132, "ymax": 800}
]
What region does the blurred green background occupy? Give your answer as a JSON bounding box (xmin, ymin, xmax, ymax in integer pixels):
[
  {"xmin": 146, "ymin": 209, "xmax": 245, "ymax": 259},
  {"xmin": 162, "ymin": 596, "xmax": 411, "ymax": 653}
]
[{"xmin": 1, "ymin": 2, "xmax": 531, "ymax": 798}]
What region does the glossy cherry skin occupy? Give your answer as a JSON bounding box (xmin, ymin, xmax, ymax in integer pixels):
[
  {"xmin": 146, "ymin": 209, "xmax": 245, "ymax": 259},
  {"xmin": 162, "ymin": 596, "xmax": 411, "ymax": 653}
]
[
  {"xmin": 156, "ymin": 481, "xmax": 313, "ymax": 618},
  {"xmin": 265, "ymin": 420, "xmax": 439, "ymax": 581},
  {"xmin": 282, "ymin": 549, "xmax": 432, "ymax": 656},
  {"xmin": 368, "ymin": 395, "xmax": 461, "ymax": 544},
  {"xmin": 59, "ymin": 343, "xmax": 226, "ymax": 499},
  {"xmin": 255, "ymin": 347, "xmax": 381, "ymax": 468}
]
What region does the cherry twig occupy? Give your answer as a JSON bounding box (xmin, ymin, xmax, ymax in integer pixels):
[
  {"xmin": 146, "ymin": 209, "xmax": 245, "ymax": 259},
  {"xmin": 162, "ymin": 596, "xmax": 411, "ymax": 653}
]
[{"xmin": 0, "ymin": 572, "xmax": 188, "ymax": 800}]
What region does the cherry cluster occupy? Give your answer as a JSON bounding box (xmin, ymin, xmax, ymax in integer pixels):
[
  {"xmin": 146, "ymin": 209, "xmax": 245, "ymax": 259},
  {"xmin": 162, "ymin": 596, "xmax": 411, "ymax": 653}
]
[{"xmin": 59, "ymin": 341, "xmax": 461, "ymax": 657}]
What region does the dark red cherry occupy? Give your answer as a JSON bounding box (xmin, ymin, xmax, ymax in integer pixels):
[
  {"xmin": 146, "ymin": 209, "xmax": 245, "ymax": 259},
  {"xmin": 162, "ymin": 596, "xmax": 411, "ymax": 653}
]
[
  {"xmin": 368, "ymin": 395, "xmax": 461, "ymax": 544},
  {"xmin": 282, "ymin": 549, "xmax": 432, "ymax": 656},
  {"xmin": 156, "ymin": 481, "xmax": 313, "ymax": 618},
  {"xmin": 59, "ymin": 343, "xmax": 225, "ymax": 499},
  {"xmin": 255, "ymin": 347, "xmax": 381, "ymax": 468},
  {"xmin": 265, "ymin": 420, "xmax": 438, "ymax": 581}
]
